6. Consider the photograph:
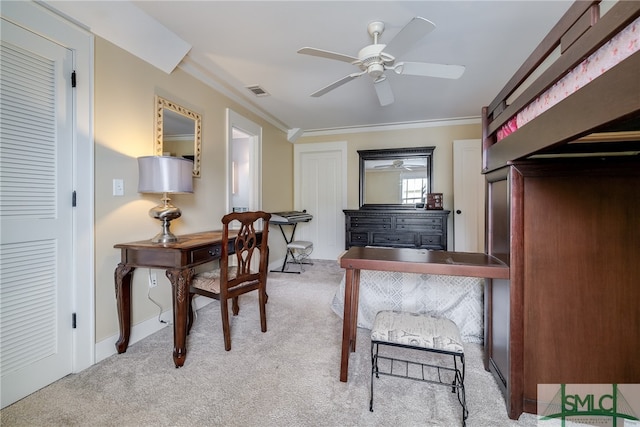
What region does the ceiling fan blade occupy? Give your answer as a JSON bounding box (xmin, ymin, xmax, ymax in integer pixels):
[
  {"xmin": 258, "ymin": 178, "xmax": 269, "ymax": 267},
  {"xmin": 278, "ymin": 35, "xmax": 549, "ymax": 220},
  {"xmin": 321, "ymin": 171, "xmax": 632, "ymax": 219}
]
[
  {"xmin": 310, "ymin": 72, "xmax": 364, "ymax": 97},
  {"xmin": 373, "ymin": 77, "xmax": 394, "ymax": 106},
  {"xmin": 383, "ymin": 17, "xmax": 436, "ymax": 59},
  {"xmin": 297, "ymin": 47, "xmax": 358, "ymax": 64},
  {"xmin": 395, "ymin": 61, "xmax": 465, "ymax": 79}
]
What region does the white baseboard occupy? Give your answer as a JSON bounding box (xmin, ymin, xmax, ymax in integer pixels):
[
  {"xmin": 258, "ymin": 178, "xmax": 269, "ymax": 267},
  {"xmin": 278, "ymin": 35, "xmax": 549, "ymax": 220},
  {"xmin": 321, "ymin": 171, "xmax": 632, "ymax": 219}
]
[{"xmin": 94, "ymin": 297, "xmax": 212, "ymax": 363}]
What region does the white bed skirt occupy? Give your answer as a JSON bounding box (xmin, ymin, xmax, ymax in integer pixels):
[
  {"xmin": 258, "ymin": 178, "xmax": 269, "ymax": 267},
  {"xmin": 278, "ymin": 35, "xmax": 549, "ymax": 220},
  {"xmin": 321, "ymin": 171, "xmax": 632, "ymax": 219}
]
[{"xmin": 330, "ymin": 270, "xmax": 485, "ymax": 344}]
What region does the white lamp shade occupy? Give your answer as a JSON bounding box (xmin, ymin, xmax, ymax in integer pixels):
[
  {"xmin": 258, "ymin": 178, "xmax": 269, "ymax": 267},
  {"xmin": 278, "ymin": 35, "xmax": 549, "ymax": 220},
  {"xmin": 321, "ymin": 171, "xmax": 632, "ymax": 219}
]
[{"xmin": 138, "ymin": 156, "xmax": 193, "ymax": 194}]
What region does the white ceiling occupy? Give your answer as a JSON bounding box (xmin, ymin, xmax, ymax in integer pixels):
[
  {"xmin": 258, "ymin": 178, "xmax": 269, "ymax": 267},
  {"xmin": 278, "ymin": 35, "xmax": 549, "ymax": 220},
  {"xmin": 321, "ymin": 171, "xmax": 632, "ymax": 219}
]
[{"xmin": 47, "ymin": 1, "xmax": 575, "ymax": 134}]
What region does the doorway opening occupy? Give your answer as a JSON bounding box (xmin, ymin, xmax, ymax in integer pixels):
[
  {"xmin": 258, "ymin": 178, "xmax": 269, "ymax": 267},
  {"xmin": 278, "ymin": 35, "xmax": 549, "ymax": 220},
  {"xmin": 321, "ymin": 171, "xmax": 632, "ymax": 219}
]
[{"xmin": 226, "ymin": 109, "xmax": 262, "ymax": 214}]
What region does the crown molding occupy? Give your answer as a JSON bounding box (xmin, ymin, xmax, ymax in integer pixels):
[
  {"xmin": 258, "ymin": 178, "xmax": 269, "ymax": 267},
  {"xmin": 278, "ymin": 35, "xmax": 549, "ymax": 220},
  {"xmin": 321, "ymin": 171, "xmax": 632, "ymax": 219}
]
[
  {"xmin": 178, "ymin": 59, "xmax": 290, "ymax": 133},
  {"xmin": 300, "ymin": 117, "xmax": 481, "ymax": 138}
]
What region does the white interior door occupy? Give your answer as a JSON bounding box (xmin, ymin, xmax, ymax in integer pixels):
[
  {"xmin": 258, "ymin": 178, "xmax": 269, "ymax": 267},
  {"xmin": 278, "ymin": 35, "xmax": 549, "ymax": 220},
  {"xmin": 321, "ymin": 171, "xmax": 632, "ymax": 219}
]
[
  {"xmin": 453, "ymin": 139, "xmax": 485, "ymax": 252},
  {"xmin": 294, "ymin": 141, "xmax": 347, "ymax": 260},
  {"xmin": 0, "ymin": 18, "xmax": 74, "ymax": 408}
]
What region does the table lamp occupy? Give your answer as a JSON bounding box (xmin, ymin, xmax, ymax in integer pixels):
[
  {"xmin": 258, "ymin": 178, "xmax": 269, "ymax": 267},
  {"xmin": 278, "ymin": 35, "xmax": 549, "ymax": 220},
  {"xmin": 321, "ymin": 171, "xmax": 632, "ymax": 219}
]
[{"xmin": 138, "ymin": 156, "xmax": 193, "ymax": 243}]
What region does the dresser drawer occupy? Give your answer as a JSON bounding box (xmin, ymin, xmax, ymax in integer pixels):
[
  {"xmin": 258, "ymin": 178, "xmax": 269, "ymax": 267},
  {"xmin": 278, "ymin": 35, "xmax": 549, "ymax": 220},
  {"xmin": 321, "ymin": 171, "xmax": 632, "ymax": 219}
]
[
  {"xmin": 396, "ymin": 217, "xmax": 443, "ymax": 231},
  {"xmin": 190, "ymin": 245, "xmax": 221, "ymax": 264},
  {"xmin": 351, "ymin": 218, "xmax": 391, "ymax": 230},
  {"xmin": 372, "ymin": 232, "xmax": 416, "ymax": 246},
  {"xmin": 348, "ymin": 232, "xmax": 369, "ymax": 246},
  {"xmin": 419, "ymin": 234, "xmax": 443, "ymax": 247}
]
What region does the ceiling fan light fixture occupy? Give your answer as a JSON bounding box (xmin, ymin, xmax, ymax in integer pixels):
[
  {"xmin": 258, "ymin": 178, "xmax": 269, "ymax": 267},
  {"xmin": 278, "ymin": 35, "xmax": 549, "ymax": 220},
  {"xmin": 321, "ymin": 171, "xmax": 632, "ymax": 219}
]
[{"xmin": 368, "ymin": 63, "xmax": 384, "ymax": 79}]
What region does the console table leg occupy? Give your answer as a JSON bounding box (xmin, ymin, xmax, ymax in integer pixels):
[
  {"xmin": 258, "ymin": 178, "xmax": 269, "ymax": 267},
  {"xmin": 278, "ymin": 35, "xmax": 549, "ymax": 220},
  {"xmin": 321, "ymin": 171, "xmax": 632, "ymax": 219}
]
[
  {"xmin": 167, "ymin": 268, "xmax": 194, "ymax": 367},
  {"xmin": 114, "ymin": 263, "xmax": 134, "ymax": 353},
  {"xmin": 350, "ymin": 269, "xmax": 360, "ymax": 352},
  {"xmin": 340, "ymin": 267, "xmax": 360, "ymax": 382}
]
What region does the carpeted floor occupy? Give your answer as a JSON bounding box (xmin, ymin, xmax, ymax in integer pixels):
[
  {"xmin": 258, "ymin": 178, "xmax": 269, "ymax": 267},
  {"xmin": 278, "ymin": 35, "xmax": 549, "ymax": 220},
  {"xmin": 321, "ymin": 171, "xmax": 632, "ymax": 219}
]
[{"xmin": 2, "ymin": 259, "xmax": 548, "ymax": 426}]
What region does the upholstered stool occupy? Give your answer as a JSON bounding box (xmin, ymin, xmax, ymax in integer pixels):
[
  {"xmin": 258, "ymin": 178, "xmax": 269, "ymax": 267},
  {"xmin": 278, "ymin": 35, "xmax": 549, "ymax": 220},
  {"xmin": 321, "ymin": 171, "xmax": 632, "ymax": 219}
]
[
  {"xmin": 370, "ymin": 310, "xmax": 468, "ymax": 426},
  {"xmin": 286, "ymin": 240, "xmax": 313, "ymax": 272}
]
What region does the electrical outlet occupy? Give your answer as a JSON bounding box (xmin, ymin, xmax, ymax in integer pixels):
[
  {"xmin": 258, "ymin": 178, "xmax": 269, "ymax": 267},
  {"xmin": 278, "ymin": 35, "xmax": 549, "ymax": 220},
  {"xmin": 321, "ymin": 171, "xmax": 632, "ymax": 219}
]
[
  {"xmin": 148, "ymin": 271, "xmax": 158, "ymax": 288},
  {"xmin": 113, "ymin": 179, "xmax": 124, "ymax": 196}
]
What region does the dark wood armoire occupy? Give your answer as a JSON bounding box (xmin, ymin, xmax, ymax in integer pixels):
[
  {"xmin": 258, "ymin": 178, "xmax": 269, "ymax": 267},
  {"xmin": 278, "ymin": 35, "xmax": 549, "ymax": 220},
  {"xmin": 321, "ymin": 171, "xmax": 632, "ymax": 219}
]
[{"xmin": 484, "ymin": 157, "xmax": 640, "ymax": 418}]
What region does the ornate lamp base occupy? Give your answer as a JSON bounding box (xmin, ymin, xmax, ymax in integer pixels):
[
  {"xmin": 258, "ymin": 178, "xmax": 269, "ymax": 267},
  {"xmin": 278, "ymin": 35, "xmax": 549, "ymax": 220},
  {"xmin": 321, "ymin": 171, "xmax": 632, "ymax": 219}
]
[{"xmin": 149, "ymin": 194, "xmax": 182, "ymax": 244}]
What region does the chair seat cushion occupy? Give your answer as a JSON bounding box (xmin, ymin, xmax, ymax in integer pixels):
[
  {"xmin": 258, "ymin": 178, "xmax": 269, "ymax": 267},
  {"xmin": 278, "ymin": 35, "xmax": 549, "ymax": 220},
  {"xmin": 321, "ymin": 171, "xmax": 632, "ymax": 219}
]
[
  {"xmin": 371, "ymin": 310, "xmax": 464, "ymax": 353},
  {"xmin": 286, "ymin": 241, "xmax": 313, "ymax": 250},
  {"xmin": 192, "ymin": 267, "xmax": 239, "ymax": 294}
]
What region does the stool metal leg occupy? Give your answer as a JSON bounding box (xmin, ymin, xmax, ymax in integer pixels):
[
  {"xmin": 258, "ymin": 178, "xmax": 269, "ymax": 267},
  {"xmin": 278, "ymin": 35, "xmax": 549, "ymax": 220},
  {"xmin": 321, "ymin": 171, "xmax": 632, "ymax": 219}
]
[
  {"xmin": 457, "ymin": 354, "xmax": 468, "ymax": 425},
  {"xmin": 370, "ymin": 342, "xmax": 376, "ymax": 412},
  {"xmin": 288, "ymin": 248, "xmax": 304, "ymax": 272},
  {"xmin": 451, "ymin": 353, "xmax": 468, "ymax": 426},
  {"xmin": 369, "ymin": 312, "xmax": 467, "ymax": 425},
  {"xmin": 369, "ymin": 342, "xmax": 468, "ymax": 425}
]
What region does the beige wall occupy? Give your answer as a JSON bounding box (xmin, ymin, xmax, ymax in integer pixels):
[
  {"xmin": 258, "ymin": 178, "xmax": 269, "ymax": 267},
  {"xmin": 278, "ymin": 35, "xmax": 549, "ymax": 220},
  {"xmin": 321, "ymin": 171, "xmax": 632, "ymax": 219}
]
[
  {"xmin": 296, "ymin": 124, "xmax": 482, "ymax": 212},
  {"xmin": 93, "ymin": 37, "xmax": 481, "ymax": 343},
  {"xmin": 94, "ymin": 38, "xmax": 292, "ymax": 342}
]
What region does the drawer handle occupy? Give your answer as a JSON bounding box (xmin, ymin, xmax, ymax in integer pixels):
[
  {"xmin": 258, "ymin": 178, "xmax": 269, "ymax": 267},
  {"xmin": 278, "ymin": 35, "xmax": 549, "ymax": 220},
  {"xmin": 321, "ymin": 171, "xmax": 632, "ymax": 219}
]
[{"xmin": 208, "ymin": 249, "xmax": 220, "ymax": 256}]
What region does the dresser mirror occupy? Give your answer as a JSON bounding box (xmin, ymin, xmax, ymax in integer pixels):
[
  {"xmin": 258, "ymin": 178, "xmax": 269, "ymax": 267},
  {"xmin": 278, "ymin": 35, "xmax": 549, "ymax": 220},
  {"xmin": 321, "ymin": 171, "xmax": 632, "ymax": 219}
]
[
  {"xmin": 154, "ymin": 95, "xmax": 202, "ymax": 177},
  {"xmin": 359, "ymin": 146, "xmax": 435, "ymax": 209}
]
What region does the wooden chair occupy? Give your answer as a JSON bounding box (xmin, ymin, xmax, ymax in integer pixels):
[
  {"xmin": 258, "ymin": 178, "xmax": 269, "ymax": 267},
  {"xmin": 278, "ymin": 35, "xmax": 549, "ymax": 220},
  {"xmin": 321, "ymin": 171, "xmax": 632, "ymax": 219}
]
[{"xmin": 188, "ymin": 211, "xmax": 271, "ymax": 351}]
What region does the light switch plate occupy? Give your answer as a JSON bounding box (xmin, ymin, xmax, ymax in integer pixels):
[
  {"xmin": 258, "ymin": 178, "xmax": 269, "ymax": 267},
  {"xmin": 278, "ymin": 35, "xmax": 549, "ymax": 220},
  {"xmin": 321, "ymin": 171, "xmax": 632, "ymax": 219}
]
[{"xmin": 113, "ymin": 179, "xmax": 124, "ymax": 196}]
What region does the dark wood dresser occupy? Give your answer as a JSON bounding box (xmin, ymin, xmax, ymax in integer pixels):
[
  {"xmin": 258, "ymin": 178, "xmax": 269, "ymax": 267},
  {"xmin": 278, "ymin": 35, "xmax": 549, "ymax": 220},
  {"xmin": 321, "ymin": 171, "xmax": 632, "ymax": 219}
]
[{"xmin": 343, "ymin": 209, "xmax": 449, "ymax": 250}]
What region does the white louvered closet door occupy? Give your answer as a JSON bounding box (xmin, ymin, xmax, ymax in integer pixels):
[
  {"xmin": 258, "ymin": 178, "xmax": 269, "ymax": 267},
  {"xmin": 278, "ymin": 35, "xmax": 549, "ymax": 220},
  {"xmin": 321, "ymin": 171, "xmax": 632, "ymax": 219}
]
[{"xmin": 0, "ymin": 18, "xmax": 74, "ymax": 408}]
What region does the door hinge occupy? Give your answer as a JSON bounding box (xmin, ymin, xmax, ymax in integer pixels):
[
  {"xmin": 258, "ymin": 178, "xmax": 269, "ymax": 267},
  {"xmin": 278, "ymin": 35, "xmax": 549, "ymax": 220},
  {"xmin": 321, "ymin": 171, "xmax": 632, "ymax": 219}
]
[
  {"xmin": 71, "ymin": 71, "xmax": 76, "ymax": 88},
  {"xmin": 72, "ymin": 190, "xmax": 77, "ymax": 207},
  {"xmin": 72, "ymin": 313, "xmax": 77, "ymax": 329}
]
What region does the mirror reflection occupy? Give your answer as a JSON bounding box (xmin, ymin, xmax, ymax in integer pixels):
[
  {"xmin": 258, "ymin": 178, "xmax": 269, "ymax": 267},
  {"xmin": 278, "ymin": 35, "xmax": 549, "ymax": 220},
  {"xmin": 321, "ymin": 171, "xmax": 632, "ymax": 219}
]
[
  {"xmin": 154, "ymin": 95, "xmax": 202, "ymax": 177},
  {"xmin": 359, "ymin": 147, "xmax": 434, "ymax": 208}
]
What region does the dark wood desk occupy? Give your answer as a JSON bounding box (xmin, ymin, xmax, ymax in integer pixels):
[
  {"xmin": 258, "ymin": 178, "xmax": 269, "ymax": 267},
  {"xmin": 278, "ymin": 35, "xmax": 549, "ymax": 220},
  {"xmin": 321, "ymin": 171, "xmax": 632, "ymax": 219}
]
[
  {"xmin": 338, "ymin": 246, "xmax": 510, "ymax": 382},
  {"xmin": 114, "ymin": 230, "xmax": 242, "ymax": 367}
]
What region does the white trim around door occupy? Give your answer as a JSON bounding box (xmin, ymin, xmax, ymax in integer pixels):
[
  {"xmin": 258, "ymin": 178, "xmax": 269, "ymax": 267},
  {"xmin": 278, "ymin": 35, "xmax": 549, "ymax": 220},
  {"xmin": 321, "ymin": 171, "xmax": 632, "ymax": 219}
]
[{"xmin": 0, "ymin": 0, "xmax": 95, "ymax": 406}]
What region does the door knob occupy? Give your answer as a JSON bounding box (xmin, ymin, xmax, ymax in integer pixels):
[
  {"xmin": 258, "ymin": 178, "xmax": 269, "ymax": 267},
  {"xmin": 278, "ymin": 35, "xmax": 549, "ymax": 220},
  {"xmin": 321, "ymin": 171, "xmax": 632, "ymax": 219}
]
[{"xmin": 456, "ymin": 210, "xmax": 462, "ymax": 214}]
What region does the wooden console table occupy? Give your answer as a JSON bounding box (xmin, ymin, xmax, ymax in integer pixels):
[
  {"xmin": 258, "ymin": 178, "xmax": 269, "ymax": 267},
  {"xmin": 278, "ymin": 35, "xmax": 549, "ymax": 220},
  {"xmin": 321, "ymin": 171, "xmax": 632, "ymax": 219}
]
[
  {"xmin": 114, "ymin": 230, "xmax": 246, "ymax": 367},
  {"xmin": 338, "ymin": 246, "xmax": 509, "ymax": 382}
]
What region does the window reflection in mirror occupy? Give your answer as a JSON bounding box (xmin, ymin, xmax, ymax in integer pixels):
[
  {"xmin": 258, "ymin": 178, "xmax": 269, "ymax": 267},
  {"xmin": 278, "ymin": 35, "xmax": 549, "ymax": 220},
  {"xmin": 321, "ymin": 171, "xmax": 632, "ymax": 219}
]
[
  {"xmin": 154, "ymin": 95, "xmax": 202, "ymax": 177},
  {"xmin": 359, "ymin": 147, "xmax": 434, "ymax": 209}
]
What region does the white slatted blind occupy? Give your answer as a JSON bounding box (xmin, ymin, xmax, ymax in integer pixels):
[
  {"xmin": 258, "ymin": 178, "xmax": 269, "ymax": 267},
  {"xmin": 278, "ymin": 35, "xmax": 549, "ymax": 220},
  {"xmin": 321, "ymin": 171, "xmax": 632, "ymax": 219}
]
[
  {"xmin": 0, "ymin": 41, "xmax": 56, "ymax": 219},
  {"xmin": 0, "ymin": 40, "xmax": 59, "ymax": 375},
  {"xmin": 0, "ymin": 240, "xmax": 57, "ymax": 374}
]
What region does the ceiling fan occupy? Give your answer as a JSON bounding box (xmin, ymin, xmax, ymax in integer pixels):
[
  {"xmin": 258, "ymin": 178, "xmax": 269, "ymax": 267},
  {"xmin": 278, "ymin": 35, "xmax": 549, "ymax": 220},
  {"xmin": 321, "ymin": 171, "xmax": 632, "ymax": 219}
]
[
  {"xmin": 297, "ymin": 17, "xmax": 465, "ymax": 106},
  {"xmin": 373, "ymin": 159, "xmax": 424, "ymax": 171}
]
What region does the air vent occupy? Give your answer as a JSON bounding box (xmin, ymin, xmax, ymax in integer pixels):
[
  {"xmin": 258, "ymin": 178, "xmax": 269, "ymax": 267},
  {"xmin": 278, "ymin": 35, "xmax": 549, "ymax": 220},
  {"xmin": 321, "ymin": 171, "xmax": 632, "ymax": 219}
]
[{"xmin": 246, "ymin": 85, "xmax": 270, "ymax": 97}]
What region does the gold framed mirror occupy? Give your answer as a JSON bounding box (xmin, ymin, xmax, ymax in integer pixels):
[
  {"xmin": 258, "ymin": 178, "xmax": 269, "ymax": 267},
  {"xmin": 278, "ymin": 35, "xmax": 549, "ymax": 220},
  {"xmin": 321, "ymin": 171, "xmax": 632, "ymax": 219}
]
[{"xmin": 154, "ymin": 95, "xmax": 202, "ymax": 177}]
